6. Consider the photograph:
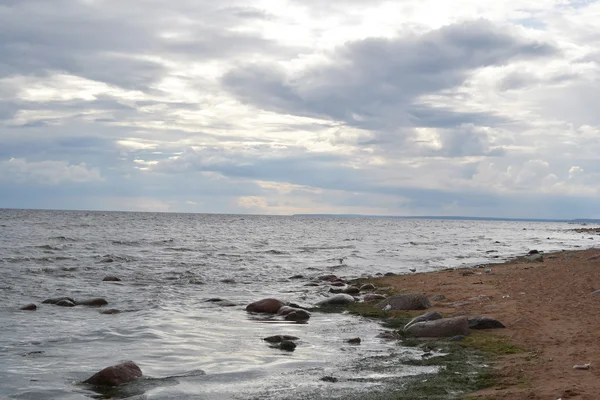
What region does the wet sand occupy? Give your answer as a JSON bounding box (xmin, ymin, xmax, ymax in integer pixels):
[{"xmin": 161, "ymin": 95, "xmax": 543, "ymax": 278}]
[{"xmin": 370, "ymin": 248, "xmax": 600, "ymax": 400}]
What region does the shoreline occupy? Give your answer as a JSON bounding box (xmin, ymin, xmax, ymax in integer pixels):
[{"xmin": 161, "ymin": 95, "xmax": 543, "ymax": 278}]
[{"xmin": 355, "ymin": 247, "xmax": 600, "ymax": 399}]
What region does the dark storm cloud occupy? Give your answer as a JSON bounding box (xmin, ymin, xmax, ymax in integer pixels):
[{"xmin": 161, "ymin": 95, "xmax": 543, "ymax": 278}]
[{"xmin": 223, "ymin": 19, "xmax": 556, "ymax": 131}]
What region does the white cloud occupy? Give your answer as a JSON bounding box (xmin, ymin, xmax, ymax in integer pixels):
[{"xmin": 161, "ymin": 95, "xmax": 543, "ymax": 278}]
[{"xmin": 0, "ymin": 158, "xmax": 103, "ymax": 185}]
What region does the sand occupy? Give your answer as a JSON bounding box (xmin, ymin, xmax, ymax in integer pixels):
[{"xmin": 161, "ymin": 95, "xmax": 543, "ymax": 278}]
[{"xmin": 372, "ymin": 248, "xmax": 600, "ymax": 400}]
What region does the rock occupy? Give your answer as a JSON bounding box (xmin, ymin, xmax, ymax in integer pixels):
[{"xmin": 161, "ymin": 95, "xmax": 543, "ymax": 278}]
[
  {"xmin": 592, "ymin": 289, "xmax": 600, "ymax": 295},
  {"xmin": 346, "ymin": 337, "xmax": 361, "ymax": 344},
  {"xmin": 42, "ymin": 297, "xmax": 76, "ymax": 305},
  {"xmin": 218, "ymin": 301, "xmax": 236, "ymax": 307},
  {"xmin": 83, "ymin": 361, "xmax": 143, "ymax": 387},
  {"xmin": 468, "ymin": 316, "xmax": 506, "ymax": 329},
  {"xmin": 363, "ymin": 294, "xmax": 386, "ymax": 302},
  {"xmin": 318, "ymin": 274, "xmax": 338, "ymax": 281},
  {"xmin": 320, "ymin": 376, "xmax": 338, "ymax": 383},
  {"xmin": 279, "ymin": 340, "xmax": 296, "ymax": 351},
  {"xmin": 431, "ymin": 295, "xmax": 446, "ymax": 301},
  {"xmin": 359, "ymin": 283, "xmax": 376, "ymax": 291},
  {"xmin": 56, "ymin": 299, "xmax": 76, "ymax": 307},
  {"xmin": 77, "ymin": 298, "xmax": 108, "ymax": 307},
  {"xmin": 384, "ymin": 272, "xmax": 396, "ymax": 277},
  {"xmin": 342, "ymin": 286, "xmax": 360, "ymax": 294},
  {"xmin": 316, "ymin": 294, "xmax": 355, "ymax": 306},
  {"xmin": 101, "ymin": 309, "xmax": 121, "ymax": 315},
  {"xmin": 304, "ymin": 282, "xmax": 320, "ymax": 287},
  {"xmin": 220, "ymin": 278, "xmax": 236, "ymax": 284},
  {"xmin": 289, "ymin": 274, "xmax": 304, "ymax": 279},
  {"xmin": 330, "ymin": 281, "xmax": 346, "ymax": 287},
  {"xmin": 188, "ymin": 278, "xmax": 204, "ymax": 285},
  {"xmin": 404, "ymin": 311, "xmax": 443, "ymax": 331},
  {"xmin": 525, "ymin": 253, "xmax": 544, "ymax": 262},
  {"xmin": 449, "ymin": 335, "xmax": 465, "ymax": 342},
  {"xmin": 405, "ymin": 316, "xmax": 469, "ymax": 338},
  {"xmin": 528, "ymin": 249, "xmax": 539, "ymax": 255},
  {"xmin": 377, "ymin": 331, "xmax": 400, "ymax": 340},
  {"xmin": 376, "ymin": 293, "xmax": 431, "ymax": 311},
  {"xmin": 263, "ymin": 335, "xmax": 299, "ymax": 343},
  {"xmin": 246, "ymin": 298, "xmax": 286, "ymax": 314},
  {"xmin": 20, "ymin": 304, "xmax": 37, "ymax": 311},
  {"xmin": 284, "ymin": 310, "xmax": 310, "ymax": 322},
  {"xmin": 102, "ymin": 276, "xmax": 121, "ymax": 282}
]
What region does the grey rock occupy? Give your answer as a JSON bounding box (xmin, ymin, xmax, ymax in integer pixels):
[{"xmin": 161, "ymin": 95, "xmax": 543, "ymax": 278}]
[
  {"xmin": 20, "ymin": 304, "xmax": 37, "ymax": 311},
  {"xmin": 316, "ymin": 294, "xmax": 355, "ymax": 306},
  {"xmin": 263, "ymin": 335, "xmax": 299, "ymax": 343},
  {"xmin": 376, "ymin": 293, "xmax": 431, "ymax": 311},
  {"xmin": 289, "ymin": 274, "xmax": 304, "ymax": 279},
  {"xmin": 405, "ymin": 316, "xmax": 469, "ymax": 338},
  {"xmin": 468, "ymin": 316, "xmax": 506, "ymax": 329},
  {"xmin": 279, "ymin": 340, "xmax": 296, "ymax": 351},
  {"xmin": 246, "ymin": 298, "xmax": 285, "ymax": 314},
  {"xmin": 359, "ymin": 283, "xmax": 376, "ymax": 291},
  {"xmin": 100, "ymin": 309, "xmax": 121, "ymax": 315},
  {"xmin": 56, "ymin": 299, "xmax": 76, "ymax": 307},
  {"xmin": 284, "ymin": 309, "xmax": 311, "ymax": 322},
  {"xmin": 404, "ymin": 311, "xmax": 443, "ymax": 331},
  {"xmin": 102, "ymin": 276, "xmax": 121, "ymax": 282},
  {"xmin": 525, "ymin": 253, "xmax": 544, "ymax": 262},
  {"xmin": 346, "ymin": 337, "xmax": 361, "ymax": 344},
  {"xmin": 42, "ymin": 297, "xmax": 76, "ymax": 305},
  {"xmin": 342, "ymin": 286, "xmax": 360, "ymax": 294},
  {"xmin": 77, "ymin": 298, "xmax": 108, "ymax": 307}
]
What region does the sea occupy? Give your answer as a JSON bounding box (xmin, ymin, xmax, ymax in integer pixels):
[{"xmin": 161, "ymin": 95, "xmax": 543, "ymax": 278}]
[{"xmin": 0, "ymin": 209, "xmax": 596, "ymax": 399}]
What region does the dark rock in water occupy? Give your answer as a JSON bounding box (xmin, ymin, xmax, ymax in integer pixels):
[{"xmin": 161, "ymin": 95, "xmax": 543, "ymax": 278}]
[
  {"xmin": 83, "ymin": 361, "xmax": 143, "ymax": 387},
  {"xmin": 525, "ymin": 253, "xmax": 544, "ymax": 262},
  {"xmin": 218, "ymin": 301, "xmax": 236, "ymax": 307},
  {"xmin": 42, "ymin": 297, "xmax": 76, "ymax": 305},
  {"xmin": 384, "ymin": 272, "xmax": 396, "ymax": 277},
  {"xmin": 359, "ymin": 283, "xmax": 376, "ymax": 291},
  {"xmin": 188, "ymin": 278, "xmax": 204, "ymax": 285},
  {"xmin": 304, "ymin": 282, "xmax": 320, "ymax": 287},
  {"xmin": 528, "ymin": 249, "xmax": 539, "ymax": 255},
  {"xmin": 220, "ymin": 278, "xmax": 236, "ymax": 284},
  {"xmin": 101, "ymin": 309, "xmax": 121, "ymax": 315},
  {"xmin": 329, "ymin": 288, "xmax": 343, "ymax": 294},
  {"xmin": 404, "ymin": 311, "xmax": 443, "ymax": 331},
  {"xmin": 377, "ymin": 293, "xmax": 431, "ymax": 311},
  {"xmin": 376, "ymin": 331, "xmax": 400, "ymax": 340},
  {"xmin": 56, "ymin": 299, "xmax": 76, "ymax": 307},
  {"xmin": 363, "ymin": 294, "xmax": 386, "ymax": 302},
  {"xmin": 277, "ymin": 306, "xmax": 297, "ymax": 316},
  {"xmin": 318, "ymin": 274, "xmax": 338, "ymax": 281},
  {"xmin": 320, "ymin": 376, "xmax": 338, "ymax": 383},
  {"xmin": 330, "ymin": 281, "xmax": 346, "ymax": 287},
  {"xmin": 246, "ymin": 298, "xmax": 285, "ymax": 314},
  {"xmin": 405, "ymin": 316, "xmax": 469, "ymax": 338},
  {"xmin": 263, "ymin": 335, "xmax": 299, "ymax": 343},
  {"xmin": 20, "ymin": 304, "xmax": 37, "ymax": 311},
  {"xmin": 102, "ymin": 276, "xmax": 121, "ymax": 282},
  {"xmin": 278, "ymin": 340, "xmax": 296, "ymax": 351},
  {"xmin": 346, "ymin": 337, "xmax": 361, "ymax": 344},
  {"xmin": 289, "ymin": 274, "xmax": 304, "ymax": 279},
  {"xmin": 205, "ymin": 298, "xmax": 224, "ymax": 302},
  {"xmin": 316, "ymin": 294, "xmax": 355, "ymax": 306},
  {"xmin": 77, "ymin": 298, "xmax": 108, "ymax": 307},
  {"xmin": 342, "ymin": 286, "xmax": 360, "ymax": 294},
  {"xmin": 284, "ymin": 310, "xmax": 310, "ymax": 322},
  {"xmin": 468, "ymin": 316, "xmax": 506, "ymax": 329}
]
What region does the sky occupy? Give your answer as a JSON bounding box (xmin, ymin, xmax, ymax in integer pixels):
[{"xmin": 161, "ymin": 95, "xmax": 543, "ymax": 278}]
[{"xmin": 1, "ymin": 0, "xmax": 599, "ymax": 218}]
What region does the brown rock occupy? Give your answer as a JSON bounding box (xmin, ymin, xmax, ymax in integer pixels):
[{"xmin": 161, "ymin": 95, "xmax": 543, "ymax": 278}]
[
  {"xmin": 342, "ymin": 286, "xmax": 360, "ymax": 294},
  {"xmin": 376, "ymin": 293, "xmax": 431, "ymax": 311},
  {"xmin": 405, "ymin": 316, "xmax": 469, "ymax": 338},
  {"xmin": 83, "ymin": 361, "xmax": 143, "ymax": 386},
  {"xmin": 246, "ymin": 298, "xmax": 285, "ymax": 314},
  {"xmin": 20, "ymin": 304, "xmax": 37, "ymax": 311},
  {"xmin": 284, "ymin": 309, "xmax": 310, "ymax": 322},
  {"xmin": 77, "ymin": 298, "xmax": 108, "ymax": 307},
  {"xmin": 359, "ymin": 283, "xmax": 376, "ymax": 291}
]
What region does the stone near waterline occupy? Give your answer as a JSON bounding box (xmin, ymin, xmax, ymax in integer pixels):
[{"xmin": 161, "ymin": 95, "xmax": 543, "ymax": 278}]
[
  {"xmin": 246, "ymin": 298, "xmax": 286, "ymax": 314},
  {"xmin": 528, "ymin": 249, "xmax": 539, "ymax": 255},
  {"xmin": 289, "ymin": 274, "xmax": 304, "ymax": 279},
  {"xmin": 376, "ymin": 293, "xmax": 431, "ymax": 311},
  {"xmin": 278, "ymin": 340, "xmax": 296, "ymax": 352},
  {"xmin": 102, "ymin": 276, "xmax": 121, "ymax": 282},
  {"xmin": 376, "ymin": 331, "xmax": 400, "ymax": 340},
  {"xmin": 56, "ymin": 299, "xmax": 76, "ymax": 307},
  {"xmin": 277, "ymin": 306, "xmax": 296, "ymax": 316},
  {"xmin": 525, "ymin": 253, "xmax": 544, "ymax": 262},
  {"xmin": 83, "ymin": 360, "xmax": 143, "ymax": 387},
  {"xmin": 342, "ymin": 286, "xmax": 360, "ymax": 295},
  {"xmin": 346, "ymin": 337, "xmax": 361, "ymax": 344},
  {"xmin": 284, "ymin": 310, "xmax": 310, "ymax": 322},
  {"xmin": 363, "ymin": 294, "xmax": 386, "ymax": 302},
  {"xmin": 403, "ymin": 311, "xmax": 443, "ymax": 331},
  {"xmin": 220, "ymin": 278, "xmax": 236, "ymax": 284},
  {"xmin": 316, "ymin": 294, "xmax": 355, "ymax": 306},
  {"xmin": 101, "ymin": 309, "xmax": 121, "ymax": 315},
  {"xmin": 263, "ymin": 335, "xmax": 299, "ymax": 343},
  {"xmin": 188, "ymin": 278, "xmax": 204, "ymax": 285},
  {"xmin": 320, "ymin": 376, "xmax": 338, "ymax": 383},
  {"xmin": 405, "ymin": 316, "xmax": 469, "ymax": 338},
  {"xmin": 42, "ymin": 297, "xmax": 76, "ymax": 305},
  {"xmin": 218, "ymin": 301, "xmax": 236, "ymax": 307},
  {"xmin": 468, "ymin": 316, "xmax": 506, "ymax": 329},
  {"xmin": 449, "ymin": 335, "xmax": 465, "ymax": 342},
  {"xmin": 317, "ymin": 274, "xmax": 338, "ymax": 281},
  {"xmin": 77, "ymin": 298, "xmax": 108, "ymax": 307},
  {"xmin": 20, "ymin": 303, "xmax": 37, "ymax": 311},
  {"xmin": 431, "ymin": 295, "xmax": 446, "ymax": 301},
  {"xmin": 304, "ymin": 282, "xmax": 320, "ymax": 287},
  {"xmin": 330, "ymin": 281, "xmax": 346, "ymax": 287},
  {"xmin": 359, "ymin": 283, "xmax": 376, "ymax": 291},
  {"xmin": 588, "ymin": 255, "xmax": 600, "ymax": 261},
  {"xmin": 384, "ymin": 272, "xmax": 396, "ymax": 277}
]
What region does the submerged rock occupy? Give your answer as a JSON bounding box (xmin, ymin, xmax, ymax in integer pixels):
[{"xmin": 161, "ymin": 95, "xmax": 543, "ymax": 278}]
[
  {"xmin": 100, "ymin": 309, "xmax": 121, "ymax": 315},
  {"xmin": 346, "ymin": 337, "xmax": 361, "ymax": 344},
  {"xmin": 468, "ymin": 316, "xmax": 506, "ymax": 329},
  {"xmin": 246, "ymin": 298, "xmax": 285, "ymax": 314},
  {"xmin": 77, "ymin": 298, "xmax": 108, "ymax": 307},
  {"xmin": 278, "ymin": 340, "xmax": 296, "ymax": 352},
  {"xmin": 404, "ymin": 311, "xmax": 443, "ymax": 331},
  {"xmin": 83, "ymin": 361, "xmax": 143, "ymax": 387},
  {"xmin": 263, "ymin": 335, "xmax": 299, "ymax": 343},
  {"xmin": 320, "ymin": 376, "xmax": 338, "ymax": 383},
  {"xmin": 20, "ymin": 304, "xmax": 37, "ymax": 311},
  {"xmin": 405, "ymin": 316, "xmax": 469, "ymax": 338},
  {"xmin": 42, "ymin": 297, "xmax": 76, "ymax": 305},
  {"xmin": 376, "ymin": 293, "xmax": 431, "ymax": 311},
  {"xmin": 102, "ymin": 276, "xmax": 121, "ymax": 282},
  {"xmin": 284, "ymin": 310, "xmax": 310, "ymax": 322},
  {"xmin": 316, "ymin": 294, "xmax": 355, "ymax": 306},
  {"xmin": 56, "ymin": 299, "xmax": 76, "ymax": 307}
]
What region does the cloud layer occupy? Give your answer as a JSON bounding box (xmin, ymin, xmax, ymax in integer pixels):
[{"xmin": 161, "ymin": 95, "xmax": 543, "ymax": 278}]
[{"xmin": 1, "ymin": 0, "xmax": 599, "ymax": 218}]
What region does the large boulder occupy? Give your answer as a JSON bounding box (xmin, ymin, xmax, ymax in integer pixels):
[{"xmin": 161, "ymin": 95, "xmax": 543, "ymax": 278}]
[
  {"xmin": 246, "ymin": 298, "xmax": 285, "ymax": 314},
  {"xmin": 405, "ymin": 316, "xmax": 469, "ymax": 338},
  {"xmin": 316, "ymin": 294, "xmax": 355, "ymax": 306},
  {"xmin": 77, "ymin": 298, "xmax": 108, "ymax": 307},
  {"xmin": 83, "ymin": 361, "xmax": 143, "ymax": 387},
  {"xmin": 403, "ymin": 311, "xmax": 443, "ymax": 331},
  {"xmin": 376, "ymin": 294, "xmax": 431, "ymax": 311},
  {"xmin": 468, "ymin": 316, "xmax": 506, "ymax": 329}
]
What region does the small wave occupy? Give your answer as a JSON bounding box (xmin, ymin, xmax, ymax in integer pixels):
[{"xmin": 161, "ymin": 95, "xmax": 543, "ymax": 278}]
[
  {"xmin": 50, "ymin": 236, "xmax": 78, "ymax": 242},
  {"xmin": 299, "ymin": 245, "xmax": 356, "ymax": 251},
  {"xmin": 35, "ymin": 244, "xmax": 64, "ymax": 251},
  {"xmin": 96, "ymin": 254, "xmax": 134, "ymax": 263},
  {"xmin": 264, "ymin": 249, "xmax": 288, "ymax": 255},
  {"xmin": 111, "ymin": 240, "xmax": 141, "ymax": 246},
  {"xmin": 165, "ymin": 247, "xmax": 195, "ymax": 252}
]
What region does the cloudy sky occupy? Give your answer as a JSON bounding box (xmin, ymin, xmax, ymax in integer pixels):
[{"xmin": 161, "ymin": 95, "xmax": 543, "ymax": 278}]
[{"xmin": 1, "ymin": 0, "xmax": 599, "ymax": 218}]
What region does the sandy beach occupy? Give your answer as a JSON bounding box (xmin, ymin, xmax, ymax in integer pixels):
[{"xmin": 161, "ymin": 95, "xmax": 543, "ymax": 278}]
[{"xmin": 368, "ymin": 247, "xmax": 600, "ymax": 400}]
